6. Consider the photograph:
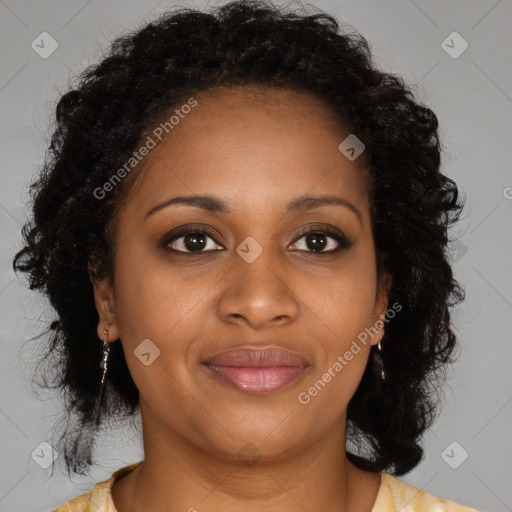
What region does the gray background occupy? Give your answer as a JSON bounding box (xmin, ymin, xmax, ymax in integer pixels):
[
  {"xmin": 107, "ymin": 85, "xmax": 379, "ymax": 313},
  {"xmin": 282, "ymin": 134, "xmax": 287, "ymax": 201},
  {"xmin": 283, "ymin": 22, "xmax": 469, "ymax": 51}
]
[{"xmin": 1, "ymin": 0, "xmax": 511, "ymax": 511}]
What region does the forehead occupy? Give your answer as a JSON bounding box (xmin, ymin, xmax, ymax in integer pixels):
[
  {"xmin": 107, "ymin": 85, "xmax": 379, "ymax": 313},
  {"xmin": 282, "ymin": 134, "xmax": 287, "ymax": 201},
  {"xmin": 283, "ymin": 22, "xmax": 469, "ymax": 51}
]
[{"xmin": 124, "ymin": 86, "xmax": 369, "ymax": 216}]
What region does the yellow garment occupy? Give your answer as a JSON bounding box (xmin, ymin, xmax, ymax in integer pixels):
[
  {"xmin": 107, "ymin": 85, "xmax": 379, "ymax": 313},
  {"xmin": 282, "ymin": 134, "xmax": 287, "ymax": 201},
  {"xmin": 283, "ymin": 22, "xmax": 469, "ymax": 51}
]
[{"xmin": 52, "ymin": 461, "xmax": 481, "ymax": 511}]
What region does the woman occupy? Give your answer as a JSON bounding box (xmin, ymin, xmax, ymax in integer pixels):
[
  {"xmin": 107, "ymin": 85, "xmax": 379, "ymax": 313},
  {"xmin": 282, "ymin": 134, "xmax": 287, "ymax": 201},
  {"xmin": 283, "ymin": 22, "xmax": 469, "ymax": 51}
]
[{"xmin": 13, "ymin": 1, "xmax": 481, "ymax": 510}]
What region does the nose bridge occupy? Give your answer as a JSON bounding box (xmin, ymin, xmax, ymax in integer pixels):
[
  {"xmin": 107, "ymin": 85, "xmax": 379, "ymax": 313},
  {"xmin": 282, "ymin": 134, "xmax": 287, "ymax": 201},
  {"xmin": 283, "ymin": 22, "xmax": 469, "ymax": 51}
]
[
  {"xmin": 218, "ymin": 234, "xmax": 299, "ymax": 326},
  {"xmin": 235, "ymin": 234, "xmax": 286, "ymax": 292}
]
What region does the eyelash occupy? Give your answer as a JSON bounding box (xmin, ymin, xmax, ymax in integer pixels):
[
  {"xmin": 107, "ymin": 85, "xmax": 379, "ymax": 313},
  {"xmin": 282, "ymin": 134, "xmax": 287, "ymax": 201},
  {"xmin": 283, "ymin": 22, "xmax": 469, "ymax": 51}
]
[{"xmin": 160, "ymin": 225, "xmax": 353, "ymax": 256}]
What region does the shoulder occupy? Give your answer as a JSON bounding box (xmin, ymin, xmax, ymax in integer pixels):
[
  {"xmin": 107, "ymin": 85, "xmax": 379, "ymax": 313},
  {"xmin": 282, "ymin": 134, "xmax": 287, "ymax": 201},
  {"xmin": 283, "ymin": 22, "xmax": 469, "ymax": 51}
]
[
  {"xmin": 51, "ymin": 461, "xmax": 143, "ymax": 512},
  {"xmin": 373, "ymin": 472, "xmax": 482, "ymax": 512},
  {"xmin": 51, "ymin": 479, "xmax": 112, "ymax": 512}
]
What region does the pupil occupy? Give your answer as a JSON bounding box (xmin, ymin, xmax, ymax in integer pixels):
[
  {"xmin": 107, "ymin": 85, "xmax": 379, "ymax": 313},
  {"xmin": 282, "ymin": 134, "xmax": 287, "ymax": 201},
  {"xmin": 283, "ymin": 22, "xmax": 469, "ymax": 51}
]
[
  {"xmin": 306, "ymin": 233, "xmax": 326, "ymax": 251},
  {"xmin": 181, "ymin": 232, "xmax": 328, "ymax": 252},
  {"xmin": 184, "ymin": 233, "xmax": 206, "ymax": 251}
]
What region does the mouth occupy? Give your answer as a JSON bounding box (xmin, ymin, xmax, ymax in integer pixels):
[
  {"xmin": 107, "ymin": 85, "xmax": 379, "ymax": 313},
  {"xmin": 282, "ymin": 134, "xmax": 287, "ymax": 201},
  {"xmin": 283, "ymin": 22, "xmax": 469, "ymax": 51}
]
[{"xmin": 201, "ymin": 346, "xmax": 311, "ymax": 395}]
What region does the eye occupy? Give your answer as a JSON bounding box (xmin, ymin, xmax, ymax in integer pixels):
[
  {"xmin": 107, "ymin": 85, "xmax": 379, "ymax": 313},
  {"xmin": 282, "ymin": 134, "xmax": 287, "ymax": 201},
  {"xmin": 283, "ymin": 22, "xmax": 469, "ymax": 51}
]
[
  {"xmin": 161, "ymin": 227, "xmax": 224, "ymax": 254},
  {"xmin": 289, "ymin": 226, "xmax": 353, "ymax": 254},
  {"xmin": 160, "ymin": 225, "xmax": 353, "ymax": 255}
]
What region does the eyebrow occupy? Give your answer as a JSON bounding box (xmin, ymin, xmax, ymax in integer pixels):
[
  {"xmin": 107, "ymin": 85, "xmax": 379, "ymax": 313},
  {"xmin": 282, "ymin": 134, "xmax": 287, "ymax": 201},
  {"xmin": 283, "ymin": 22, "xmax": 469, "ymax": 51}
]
[{"xmin": 144, "ymin": 193, "xmax": 363, "ymax": 226}]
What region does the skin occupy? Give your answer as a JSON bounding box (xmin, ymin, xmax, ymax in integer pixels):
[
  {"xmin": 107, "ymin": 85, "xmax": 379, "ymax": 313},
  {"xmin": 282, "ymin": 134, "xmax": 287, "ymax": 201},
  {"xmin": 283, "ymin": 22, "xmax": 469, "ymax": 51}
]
[{"xmin": 92, "ymin": 85, "xmax": 391, "ymax": 512}]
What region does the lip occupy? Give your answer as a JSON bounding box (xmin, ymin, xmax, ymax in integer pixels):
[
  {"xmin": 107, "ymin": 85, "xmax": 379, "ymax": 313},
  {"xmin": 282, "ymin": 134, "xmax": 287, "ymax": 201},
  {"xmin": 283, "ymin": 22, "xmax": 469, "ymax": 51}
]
[{"xmin": 202, "ymin": 346, "xmax": 311, "ymax": 395}]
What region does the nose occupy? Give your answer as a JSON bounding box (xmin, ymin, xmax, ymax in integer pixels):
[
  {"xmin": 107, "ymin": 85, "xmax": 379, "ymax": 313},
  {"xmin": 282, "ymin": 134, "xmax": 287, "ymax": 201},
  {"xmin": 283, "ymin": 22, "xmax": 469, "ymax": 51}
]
[{"xmin": 216, "ymin": 245, "xmax": 299, "ymax": 329}]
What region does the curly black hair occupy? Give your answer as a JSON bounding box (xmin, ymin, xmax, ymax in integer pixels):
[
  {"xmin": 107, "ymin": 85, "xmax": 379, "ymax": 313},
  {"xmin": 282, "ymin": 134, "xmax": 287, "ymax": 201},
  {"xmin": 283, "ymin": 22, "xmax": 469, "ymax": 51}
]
[{"xmin": 13, "ymin": 0, "xmax": 465, "ymax": 477}]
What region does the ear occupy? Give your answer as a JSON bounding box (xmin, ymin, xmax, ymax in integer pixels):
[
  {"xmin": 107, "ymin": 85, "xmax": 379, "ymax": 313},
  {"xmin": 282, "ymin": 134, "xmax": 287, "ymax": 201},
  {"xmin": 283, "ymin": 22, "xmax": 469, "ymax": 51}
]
[
  {"xmin": 370, "ymin": 272, "xmax": 392, "ymax": 347},
  {"xmin": 90, "ymin": 270, "xmax": 119, "ymax": 343}
]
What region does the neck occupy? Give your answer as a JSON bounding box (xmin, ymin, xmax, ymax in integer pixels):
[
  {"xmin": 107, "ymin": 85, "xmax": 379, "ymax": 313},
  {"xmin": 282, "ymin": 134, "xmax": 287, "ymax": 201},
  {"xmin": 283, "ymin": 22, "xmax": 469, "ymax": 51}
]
[{"xmin": 111, "ymin": 402, "xmax": 380, "ymax": 512}]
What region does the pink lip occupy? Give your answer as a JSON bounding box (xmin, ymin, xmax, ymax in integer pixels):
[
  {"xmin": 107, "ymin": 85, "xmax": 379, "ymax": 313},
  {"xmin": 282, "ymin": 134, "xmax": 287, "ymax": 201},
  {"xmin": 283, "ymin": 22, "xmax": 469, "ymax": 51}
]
[{"xmin": 202, "ymin": 347, "xmax": 310, "ymax": 394}]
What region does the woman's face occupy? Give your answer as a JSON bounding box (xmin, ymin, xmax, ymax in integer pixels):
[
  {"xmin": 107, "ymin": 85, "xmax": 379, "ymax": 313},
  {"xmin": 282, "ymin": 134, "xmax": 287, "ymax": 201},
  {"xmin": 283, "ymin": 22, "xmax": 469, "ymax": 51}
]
[{"xmin": 94, "ymin": 86, "xmax": 389, "ymax": 461}]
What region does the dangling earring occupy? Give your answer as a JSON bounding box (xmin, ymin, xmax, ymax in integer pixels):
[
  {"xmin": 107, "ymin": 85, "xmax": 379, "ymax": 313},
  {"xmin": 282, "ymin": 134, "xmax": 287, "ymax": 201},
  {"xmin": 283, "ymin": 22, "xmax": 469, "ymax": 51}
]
[
  {"xmin": 92, "ymin": 321, "xmax": 112, "ymax": 427},
  {"xmin": 377, "ymin": 340, "xmax": 386, "ymax": 381}
]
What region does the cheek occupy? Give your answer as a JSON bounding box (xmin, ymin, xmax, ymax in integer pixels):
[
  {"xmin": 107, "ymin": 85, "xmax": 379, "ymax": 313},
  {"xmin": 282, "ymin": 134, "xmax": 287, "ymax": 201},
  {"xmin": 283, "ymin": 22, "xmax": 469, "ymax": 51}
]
[
  {"xmin": 294, "ymin": 274, "xmax": 376, "ymax": 421},
  {"xmin": 113, "ymin": 236, "xmax": 379, "ymax": 360},
  {"xmin": 111, "ymin": 247, "xmax": 216, "ymax": 389},
  {"xmin": 113, "ymin": 244, "xmax": 201, "ymax": 340},
  {"xmin": 295, "ymin": 258, "xmax": 377, "ymax": 393},
  {"xmin": 299, "ymin": 259, "xmax": 378, "ymax": 339}
]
